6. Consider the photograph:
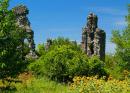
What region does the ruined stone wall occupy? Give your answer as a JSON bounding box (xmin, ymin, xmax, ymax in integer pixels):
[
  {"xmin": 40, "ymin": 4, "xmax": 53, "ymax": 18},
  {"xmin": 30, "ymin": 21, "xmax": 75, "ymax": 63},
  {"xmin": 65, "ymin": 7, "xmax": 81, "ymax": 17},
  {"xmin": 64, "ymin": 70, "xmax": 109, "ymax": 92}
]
[
  {"xmin": 13, "ymin": 5, "xmax": 38, "ymax": 59},
  {"xmin": 81, "ymin": 13, "xmax": 106, "ymax": 61}
]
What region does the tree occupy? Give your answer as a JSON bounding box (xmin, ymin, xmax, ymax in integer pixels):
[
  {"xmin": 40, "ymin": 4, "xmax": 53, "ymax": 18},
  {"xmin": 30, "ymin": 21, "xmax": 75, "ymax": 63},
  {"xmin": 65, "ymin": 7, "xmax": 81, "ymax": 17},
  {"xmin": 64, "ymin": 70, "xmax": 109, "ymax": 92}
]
[
  {"xmin": 29, "ymin": 38, "xmax": 107, "ymax": 82},
  {"xmin": 111, "ymin": 5, "xmax": 130, "ymax": 70},
  {"xmin": 0, "ymin": 0, "xmax": 25, "ymax": 78}
]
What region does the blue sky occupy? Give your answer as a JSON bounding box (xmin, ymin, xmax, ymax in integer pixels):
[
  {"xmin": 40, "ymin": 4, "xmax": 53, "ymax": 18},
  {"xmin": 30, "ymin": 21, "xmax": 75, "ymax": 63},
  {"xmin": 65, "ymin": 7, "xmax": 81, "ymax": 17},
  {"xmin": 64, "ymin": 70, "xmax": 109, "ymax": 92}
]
[{"xmin": 9, "ymin": 0, "xmax": 130, "ymax": 53}]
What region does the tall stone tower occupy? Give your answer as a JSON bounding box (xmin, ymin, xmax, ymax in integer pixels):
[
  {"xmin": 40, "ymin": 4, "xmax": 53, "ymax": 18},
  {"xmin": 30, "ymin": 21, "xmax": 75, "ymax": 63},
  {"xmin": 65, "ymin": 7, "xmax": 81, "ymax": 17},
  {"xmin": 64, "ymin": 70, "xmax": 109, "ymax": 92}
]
[
  {"xmin": 13, "ymin": 5, "xmax": 38, "ymax": 59},
  {"xmin": 81, "ymin": 13, "xmax": 106, "ymax": 61}
]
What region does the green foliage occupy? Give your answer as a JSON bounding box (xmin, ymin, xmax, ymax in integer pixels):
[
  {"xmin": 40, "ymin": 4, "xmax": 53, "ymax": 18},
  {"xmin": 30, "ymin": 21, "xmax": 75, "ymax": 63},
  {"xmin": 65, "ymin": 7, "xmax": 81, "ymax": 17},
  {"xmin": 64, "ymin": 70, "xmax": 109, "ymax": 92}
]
[
  {"xmin": 22, "ymin": 42, "xmax": 30, "ymax": 57},
  {"xmin": 29, "ymin": 38, "xmax": 107, "ymax": 82},
  {"xmin": 0, "ymin": 0, "xmax": 25, "ymax": 78},
  {"xmin": 111, "ymin": 5, "xmax": 130, "ymax": 71},
  {"xmin": 42, "ymin": 45, "xmax": 88, "ymax": 82},
  {"xmin": 52, "ymin": 37, "xmax": 71, "ymax": 45},
  {"xmin": 14, "ymin": 77, "xmax": 71, "ymax": 93},
  {"xmin": 105, "ymin": 54, "xmax": 123, "ymax": 79},
  {"xmin": 49, "ymin": 37, "xmax": 79, "ymax": 50},
  {"xmin": 87, "ymin": 56, "xmax": 107, "ymax": 77},
  {"xmin": 37, "ymin": 43, "xmax": 46, "ymax": 56},
  {"xmin": 0, "ymin": 77, "xmax": 72, "ymax": 93},
  {"xmin": 51, "ymin": 37, "xmax": 77, "ymax": 47}
]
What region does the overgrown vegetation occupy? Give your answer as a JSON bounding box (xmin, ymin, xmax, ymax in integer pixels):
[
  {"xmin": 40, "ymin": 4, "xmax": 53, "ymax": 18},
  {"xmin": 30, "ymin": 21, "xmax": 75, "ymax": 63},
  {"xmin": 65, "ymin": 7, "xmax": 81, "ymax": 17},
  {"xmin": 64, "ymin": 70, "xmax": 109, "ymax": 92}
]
[
  {"xmin": 104, "ymin": 5, "xmax": 130, "ymax": 79},
  {"xmin": 70, "ymin": 75, "xmax": 130, "ymax": 93},
  {"xmin": 29, "ymin": 38, "xmax": 107, "ymax": 82},
  {"xmin": 0, "ymin": 0, "xmax": 130, "ymax": 93},
  {"xmin": 0, "ymin": 0, "xmax": 26, "ymax": 79}
]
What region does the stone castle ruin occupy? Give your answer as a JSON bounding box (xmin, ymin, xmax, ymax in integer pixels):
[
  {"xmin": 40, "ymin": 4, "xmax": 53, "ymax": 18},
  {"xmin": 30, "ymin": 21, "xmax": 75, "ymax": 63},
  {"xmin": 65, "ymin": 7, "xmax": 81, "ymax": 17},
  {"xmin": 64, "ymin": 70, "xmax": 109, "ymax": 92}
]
[
  {"xmin": 81, "ymin": 13, "xmax": 106, "ymax": 61},
  {"xmin": 13, "ymin": 5, "xmax": 38, "ymax": 59},
  {"xmin": 12, "ymin": 5, "xmax": 105, "ymax": 60}
]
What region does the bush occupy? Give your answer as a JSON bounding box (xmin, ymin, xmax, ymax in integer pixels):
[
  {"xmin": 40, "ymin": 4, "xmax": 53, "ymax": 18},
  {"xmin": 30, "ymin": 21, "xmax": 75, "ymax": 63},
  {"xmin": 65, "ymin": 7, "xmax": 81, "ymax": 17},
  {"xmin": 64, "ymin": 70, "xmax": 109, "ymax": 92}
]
[
  {"xmin": 105, "ymin": 54, "xmax": 122, "ymax": 79},
  {"xmin": 105, "ymin": 54, "xmax": 130, "ymax": 79},
  {"xmin": 36, "ymin": 43, "xmax": 46, "ymax": 56},
  {"xmin": 29, "ymin": 38, "xmax": 107, "ymax": 82}
]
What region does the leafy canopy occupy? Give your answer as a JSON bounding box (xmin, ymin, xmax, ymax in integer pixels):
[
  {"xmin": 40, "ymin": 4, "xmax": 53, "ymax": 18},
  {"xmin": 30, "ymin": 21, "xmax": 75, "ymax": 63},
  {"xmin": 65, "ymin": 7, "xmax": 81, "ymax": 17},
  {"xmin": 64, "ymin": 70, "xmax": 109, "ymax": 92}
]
[
  {"xmin": 0, "ymin": 0, "xmax": 25, "ymax": 78},
  {"xmin": 111, "ymin": 5, "xmax": 130, "ymax": 70}
]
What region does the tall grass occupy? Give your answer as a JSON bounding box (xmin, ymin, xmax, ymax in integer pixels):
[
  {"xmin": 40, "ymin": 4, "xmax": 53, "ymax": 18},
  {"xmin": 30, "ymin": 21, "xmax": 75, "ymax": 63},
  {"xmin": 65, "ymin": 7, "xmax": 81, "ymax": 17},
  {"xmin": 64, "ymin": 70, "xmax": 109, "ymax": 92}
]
[
  {"xmin": 0, "ymin": 72, "xmax": 72, "ymax": 93},
  {"xmin": 15, "ymin": 77, "xmax": 71, "ymax": 93}
]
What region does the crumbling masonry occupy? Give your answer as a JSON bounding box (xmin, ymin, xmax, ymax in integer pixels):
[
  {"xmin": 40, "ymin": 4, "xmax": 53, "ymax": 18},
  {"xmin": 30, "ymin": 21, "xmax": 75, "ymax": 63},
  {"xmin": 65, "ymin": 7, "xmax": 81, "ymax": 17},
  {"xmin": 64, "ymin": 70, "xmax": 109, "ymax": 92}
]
[
  {"xmin": 13, "ymin": 5, "xmax": 38, "ymax": 59},
  {"xmin": 81, "ymin": 13, "xmax": 106, "ymax": 61}
]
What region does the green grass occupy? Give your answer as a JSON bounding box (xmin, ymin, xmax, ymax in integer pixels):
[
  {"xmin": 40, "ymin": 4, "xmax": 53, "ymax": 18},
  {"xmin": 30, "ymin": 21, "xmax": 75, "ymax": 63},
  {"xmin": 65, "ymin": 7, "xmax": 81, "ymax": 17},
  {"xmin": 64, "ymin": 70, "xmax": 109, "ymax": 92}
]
[{"xmin": 3, "ymin": 77, "xmax": 73, "ymax": 93}]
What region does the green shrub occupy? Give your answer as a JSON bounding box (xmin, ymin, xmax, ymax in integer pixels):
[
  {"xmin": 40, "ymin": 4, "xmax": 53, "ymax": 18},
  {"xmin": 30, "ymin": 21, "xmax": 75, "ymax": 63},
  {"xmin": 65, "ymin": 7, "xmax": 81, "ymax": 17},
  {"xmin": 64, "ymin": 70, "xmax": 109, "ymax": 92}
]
[
  {"xmin": 36, "ymin": 43, "xmax": 46, "ymax": 56},
  {"xmin": 29, "ymin": 38, "xmax": 107, "ymax": 82},
  {"xmin": 105, "ymin": 54, "xmax": 120, "ymax": 78}
]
